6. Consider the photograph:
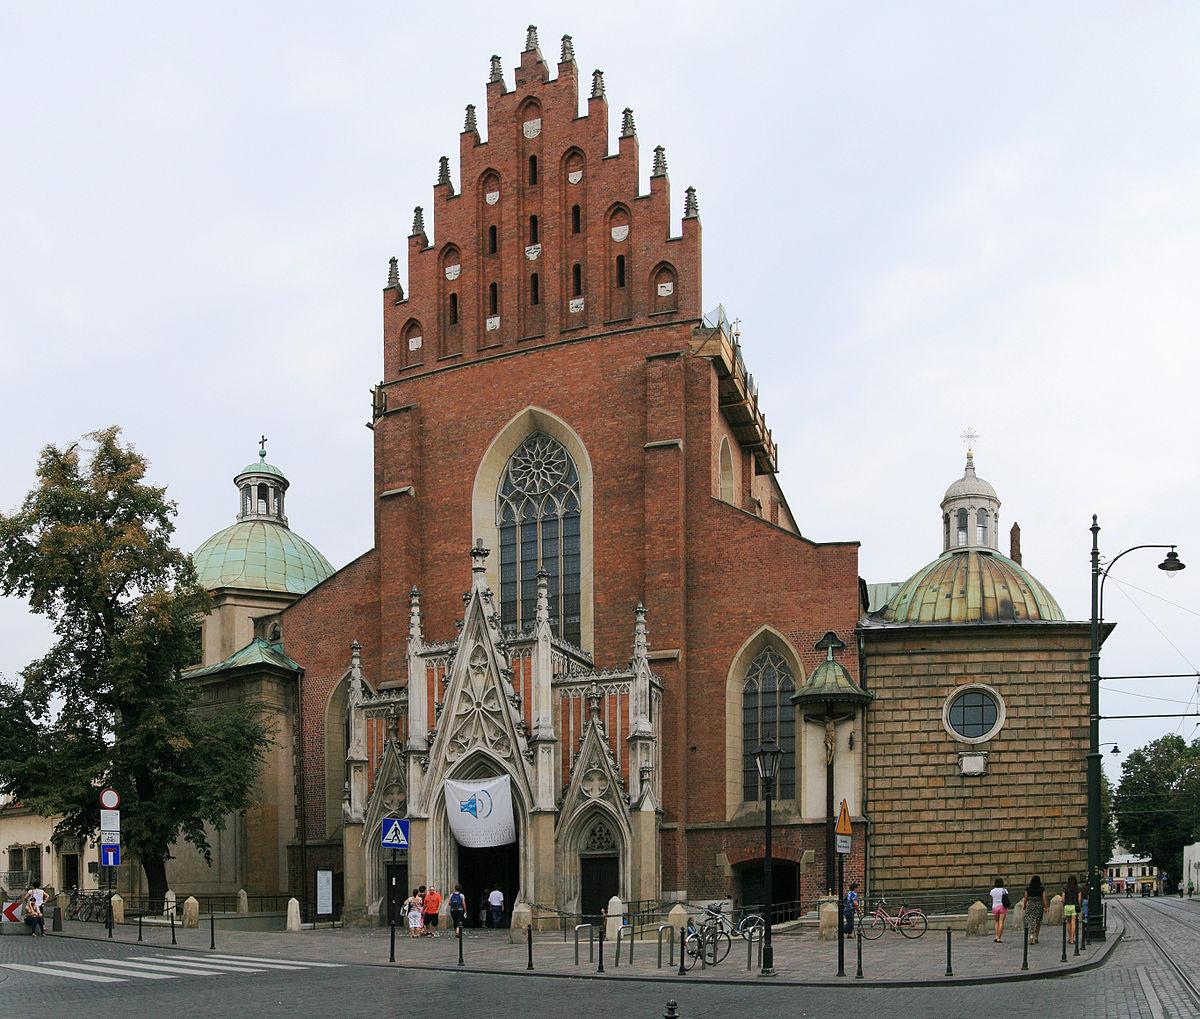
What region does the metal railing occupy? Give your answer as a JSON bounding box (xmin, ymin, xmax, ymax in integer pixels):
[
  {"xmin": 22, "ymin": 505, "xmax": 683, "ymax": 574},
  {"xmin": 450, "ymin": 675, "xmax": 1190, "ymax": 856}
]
[
  {"xmin": 864, "ymin": 888, "xmax": 988, "ymax": 917},
  {"xmin": 735, "ymin": 899, "xmax": 805, "ymax": 926}
]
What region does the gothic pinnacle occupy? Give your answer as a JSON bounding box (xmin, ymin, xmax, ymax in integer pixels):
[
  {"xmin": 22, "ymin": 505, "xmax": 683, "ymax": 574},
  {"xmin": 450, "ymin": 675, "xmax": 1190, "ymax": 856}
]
[
  {"xmin": 386, "ymin": 256, "xmax": 399, "ymax": 288},
  {"xmin": 411, "ymin": 205, "xmax": 425, "ymax": 237},
  {"xmin": 684, "ymin": 186, "xmax": 699, "ymax": 218},
  {"xmin": 652, "ymin": 145, "xmax": 668, "ymax": 176},
  {"xmin": 560, "ymin": 34, "xmax": 575, "ymax": 63},
  {"xmin": 591, "ymin": 69, "xmax": 605, "ymax": 99},
  {"xmin": 525, "ymin": 25, "xmax": 539, "ymax": 52},
  {"xmin": 621, "ymin": 107, "xmax": 636, "ymax": 138},
  {"xmin": 464, "ymin": 103, "xmax": 478, "ymax": 133},
  {"xmin": 437, "ymin": 155, "xmax": 451, "ymax": 188},
  {"xmin": 489, "ymin": 54, "xmax": 503, "ymax": 82}
]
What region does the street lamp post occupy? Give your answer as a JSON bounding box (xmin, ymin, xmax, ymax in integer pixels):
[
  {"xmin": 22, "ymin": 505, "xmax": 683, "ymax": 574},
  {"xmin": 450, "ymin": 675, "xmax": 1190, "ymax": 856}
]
[
  {"xmin": 754, "ymin": 737, "xmax": 783, "ymax": 977},
  {"xmin": 1088, "ymin": 515, "xmax": 1184, "ymax": 942}
]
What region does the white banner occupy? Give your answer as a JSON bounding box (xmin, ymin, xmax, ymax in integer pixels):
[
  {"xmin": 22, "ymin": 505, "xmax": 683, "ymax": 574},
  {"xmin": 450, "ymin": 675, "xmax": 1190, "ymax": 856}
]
[{"xmin": 444, "ymin": 776, "xmax": 516, "ymax": 848}]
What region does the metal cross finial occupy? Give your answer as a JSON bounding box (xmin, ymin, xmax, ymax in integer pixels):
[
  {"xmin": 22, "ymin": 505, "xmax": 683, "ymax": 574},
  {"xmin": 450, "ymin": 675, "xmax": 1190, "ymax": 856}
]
[
  {"xmin": 258, "ymin": 435, "xmax": 267, "ymax": 460},
  {"xmin": 960, "ymin": 427, "xmax": 980, "ymax": 450}
]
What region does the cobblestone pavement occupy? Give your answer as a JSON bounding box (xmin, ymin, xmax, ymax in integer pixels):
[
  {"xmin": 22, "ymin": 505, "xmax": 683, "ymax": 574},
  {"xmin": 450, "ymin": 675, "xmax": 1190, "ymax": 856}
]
[{"xmin": 0, "ymin": 898, "xmax": 1192, "ymax": 1016}]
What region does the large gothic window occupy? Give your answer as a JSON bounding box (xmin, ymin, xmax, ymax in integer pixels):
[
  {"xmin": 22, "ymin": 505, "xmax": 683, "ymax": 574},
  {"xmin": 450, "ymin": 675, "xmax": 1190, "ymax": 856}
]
[
  {"xmin": 741, "ymin": 647, "xmax": 797, "ymax": 802},
  {"xmin": 497, "ymin": 432, "xmax": 582, "ymax": 645}
]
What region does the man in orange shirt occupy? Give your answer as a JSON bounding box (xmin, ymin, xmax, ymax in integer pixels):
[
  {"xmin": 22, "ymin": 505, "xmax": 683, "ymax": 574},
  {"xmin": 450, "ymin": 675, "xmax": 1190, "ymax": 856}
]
[{"xmin": 422, "ymin": 885, "xmax": 442, "ymax": 937}]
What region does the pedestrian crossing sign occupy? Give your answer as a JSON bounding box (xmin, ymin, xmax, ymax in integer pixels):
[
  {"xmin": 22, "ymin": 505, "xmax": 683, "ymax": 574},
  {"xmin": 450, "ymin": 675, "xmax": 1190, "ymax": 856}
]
[{"xmin": 381, "ymin": 817, "xmax": 409, "ymax": 849}]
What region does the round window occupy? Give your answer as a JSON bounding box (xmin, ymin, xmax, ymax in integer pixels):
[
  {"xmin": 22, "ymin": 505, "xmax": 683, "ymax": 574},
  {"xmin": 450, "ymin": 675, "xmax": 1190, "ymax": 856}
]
[{"xmin": 943, "ymin": 685, "xmax": 1005, "ymax": 744}]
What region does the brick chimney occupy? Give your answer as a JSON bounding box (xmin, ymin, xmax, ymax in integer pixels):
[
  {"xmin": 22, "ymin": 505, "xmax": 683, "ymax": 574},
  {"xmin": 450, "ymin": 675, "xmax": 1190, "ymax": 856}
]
[{"xmin": 1010, "ymin": 522, "xmax": 1022, "ymax": 565}]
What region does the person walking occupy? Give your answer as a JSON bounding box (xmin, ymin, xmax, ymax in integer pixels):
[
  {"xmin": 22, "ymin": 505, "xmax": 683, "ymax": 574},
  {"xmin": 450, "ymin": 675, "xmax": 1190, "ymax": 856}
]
[
  {"xmin": 1063, "ymin": 876, "xmax": 1080, "ymax": 945},
  {"xmin": 488, "ymin": 886, "xmax": 505, "ymax": 929},
  {"xmin": 479, "ymin": 889, "xmax": 491, "ymax": 928},
  {"xmin": 404, "ymin": 888, "xmax": 424, "ymax": 939},
  {"xmin": 448, "ymin": 884, "xmax": 466, "ymax": 931},
  {"xmin": 989, "ymin": 877, "xmax": 1010, "ymax": 943},
  {"xmin": 1021, "ymin": 876, "xmax": 1047, "ymax": 944},
  {"xmin": 1189, "ymin": 880, "xmax": 1195, "ymax": 899},
  {"xmin": 843, "ymin": 882, "xmax": 859, "ymax": 935},
  {"xmin": 423, "ymin": 885, "xmax": 442, "ymax": 937}
]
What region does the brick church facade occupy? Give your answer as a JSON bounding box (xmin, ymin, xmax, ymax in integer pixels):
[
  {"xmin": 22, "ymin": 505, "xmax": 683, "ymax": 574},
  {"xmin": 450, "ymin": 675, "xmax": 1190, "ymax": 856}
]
[{"xmin": 274, "ymin": 27, "xmax": 865, "ymax": 921}]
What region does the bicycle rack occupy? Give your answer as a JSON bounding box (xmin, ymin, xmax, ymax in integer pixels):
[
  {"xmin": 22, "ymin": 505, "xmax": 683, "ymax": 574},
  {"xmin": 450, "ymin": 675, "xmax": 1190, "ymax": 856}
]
[
  {"xmin": 614, "ymin": 925, "xmax": 633, "ymax": 967},
  {"xmin": 574, "ymin": 923, "xmax": 595, "ymax": 965},
  {"xmin": 745, "ymin": 928, "xmax": 763, "ymax": 972},
  {"xmin": 657, "ymin": 925, "xmax": 675, "ymax": 969}
]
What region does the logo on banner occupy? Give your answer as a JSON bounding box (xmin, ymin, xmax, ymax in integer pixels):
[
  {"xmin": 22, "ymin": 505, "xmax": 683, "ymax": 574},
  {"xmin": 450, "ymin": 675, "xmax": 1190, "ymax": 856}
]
[
  {"xmin": 444, "ymin": 776, "xmax": 516, "ymax": 848},
  {"xmin": 459, "ymin": 788, "xmax": 493, "ymax": 820}
]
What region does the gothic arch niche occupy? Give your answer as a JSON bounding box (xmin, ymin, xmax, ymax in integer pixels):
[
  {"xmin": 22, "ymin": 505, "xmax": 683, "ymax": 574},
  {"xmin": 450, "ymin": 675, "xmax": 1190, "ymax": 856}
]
[
  {"xmin": 557, "ymin": 805, "xmax": 631, "ymax": 917},
  {"xmin": 400, "ymin": 318, "xmax": 424, "ymax": 371},
  {"xmin": 723, "ymin": 626, "xmax": 804, "ymax": 820},
  {"xmin": 606, "ymin": 204, "xmax": 632, "ymax": 321},
  {"xmin": 718, "ymin": 436, "xmax": 737, "ymax": 504},
  {"xmin": 649, "ymin": 261, "xmax": 678, "ymax": 314},
  {"xmin": 323, "ymin": 674, "xmax": 351, "ymax": 840},
  {"xmin": 439, "ymin": 245, "xmax": 463, "ymax": 356},
  {"xmin": 472, "ymin": 407, "xmax": 595, "ymax": 652}
]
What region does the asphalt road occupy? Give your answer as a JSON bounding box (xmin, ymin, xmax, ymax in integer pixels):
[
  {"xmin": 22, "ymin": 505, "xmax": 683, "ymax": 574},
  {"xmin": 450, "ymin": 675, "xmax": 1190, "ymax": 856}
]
[{"xmin": 1, "ymin": 897, "xmax": 1197, "ymax": 1017}]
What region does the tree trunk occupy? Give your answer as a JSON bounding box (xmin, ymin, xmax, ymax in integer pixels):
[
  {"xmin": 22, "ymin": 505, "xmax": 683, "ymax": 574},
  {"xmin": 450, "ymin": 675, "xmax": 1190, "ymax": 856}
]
[{"xmin": 142, "ymin": 854, "xmax": 169, "ymax": 904}]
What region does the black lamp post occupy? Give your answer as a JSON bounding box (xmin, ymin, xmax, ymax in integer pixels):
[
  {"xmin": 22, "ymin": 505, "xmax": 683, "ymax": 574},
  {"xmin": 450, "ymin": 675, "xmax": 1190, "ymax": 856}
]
[
  {"xmin": 1088, "ymin": 516, "xmax": 1184, "ymax": 942},
  {"xmin": 755, "ymin": 736, "xmax": 783, "ymax": 977}
]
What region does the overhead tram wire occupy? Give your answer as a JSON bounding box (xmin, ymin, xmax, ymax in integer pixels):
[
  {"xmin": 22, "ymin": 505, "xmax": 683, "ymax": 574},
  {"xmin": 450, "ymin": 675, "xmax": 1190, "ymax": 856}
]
[
  {"xmin": 1107, "ymin": 576, "xmax": 1200, "ymax": 620},
  {"xmin": 1109, "ymin": 583, "xmax": 1200, "ymax": 675}
]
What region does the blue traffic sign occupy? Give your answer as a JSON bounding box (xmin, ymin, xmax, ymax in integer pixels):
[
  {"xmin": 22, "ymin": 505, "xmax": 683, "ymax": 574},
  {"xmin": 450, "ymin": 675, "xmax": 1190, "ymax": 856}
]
[
  {"xmin": 381, "ymin": 817, "xmax": 409, "ymax": 849},
  {"xmin": 101, "ymin": 844, "xmax": 121, "ymax": 867}
]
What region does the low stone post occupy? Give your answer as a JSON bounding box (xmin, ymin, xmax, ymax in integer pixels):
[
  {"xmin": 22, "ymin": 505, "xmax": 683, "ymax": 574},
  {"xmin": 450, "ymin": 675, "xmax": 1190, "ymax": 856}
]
[
  {"xmin": 605, "ymin": 895, "xmax": 625, "ymax": 942},
  {"xmin": 667, "ymin": 903, "xmax": 688, "ymax": 934},
  {"xmin": 56, "ymin": 891, "xmax": 69, "ymax": 916},
  {"xmin": 1010, "ymin": 899, "xmax": 1025, "ymax": 934},
  {"xmin": 182, "ymin": 896, "xmax": 200, "ymax": 928},
  {"xmin": 164, "ymin": 890, "xmax": 176, "ymax": 917},
  {"xmin": 110, "ymin": 894, "xmax": 125, "ymax": 925},
  {"xmin": 237, "ymin": 888, "xmax": 249, "ymax": 914},
  {"xmin": 1046, "ymin": 893, "xmax": 1064, "ymax": 927},
  {"xmin": 510, "ymin": 902, "xmax": 532, "ymax": 944},
  {"xmin": 818, "ymin": 898, "xmax": 839, "ymax": 940},
  {"xmin": 286, "ymin": 897, "xmax": 302, "ymax": 932},
  {"xmin": 965, "ymin": 900, "xmax": 988, "ymax": 936}
]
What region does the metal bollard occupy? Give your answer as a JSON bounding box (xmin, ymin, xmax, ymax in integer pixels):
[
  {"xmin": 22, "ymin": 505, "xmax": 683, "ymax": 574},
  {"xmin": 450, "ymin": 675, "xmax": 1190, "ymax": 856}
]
[
  {"xmin": 855, "ymin": 925, "xmax": 863, "ymax": 979},
  {"xmin": 597, "ymin": 912, "xmax": 606, "ymax": 974},
  {"xmin": 390, "ymin": 920, "xmax": 396, "ymax": 963},
  {"xmin": 170, "ymin": 907, "xmax": 176, "ymax": 945},
  {"xmin": 1022, "ymin": 926, "xmax": 1028, "ymax": 971},
  {"xmin": 664, "ymin": 1001, "xmax": 679, "ymax": 1019},
  {"xmin": 1074, "ymin": 916, "xmax": 1080, "ymax": 957},
  {"xmin": 1061, "ymin": 917, "xmax": 1067, "ymax": 963},
  {"xmin": 1083, "ymin": 916, "xmax": 1088, "ymax": 949},
  {"xmin": 210, "ymin": 911, "xmax": 216, "ymax": 950},
  {"xmin": 657, "ymin": 925, "xmax": 674, "ymax": 969},
  {"xmin": 138, "ymin": 911, "xmax": 143, "ymax": 943},
  {"xmin": 527, "ymin": 923, "xmax": 534, "ymax": 970},
  {"xmin": 107, "ymin": 895, "xmax": 113, "ymax": 939},
  {"xmin": 52, "ymin": 907, "xmax": 62, "ymax": 933},
  {"xmin": 457, "ymin": 925, "xmax": 464, "ymax": 967},
  {"xmin": 944, "ymin": 927, "xmax": 952, "ymax": 977},
  {"xmin": 678, "ymin": 926, "xmax": 686, "ymax": 976},
  {"xmin": 574, "ymin": 923, "xmax": 594, "ymax": 965}
]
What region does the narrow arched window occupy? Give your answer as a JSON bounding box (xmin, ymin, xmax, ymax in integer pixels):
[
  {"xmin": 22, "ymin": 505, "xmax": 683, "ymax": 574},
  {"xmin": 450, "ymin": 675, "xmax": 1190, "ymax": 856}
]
[
  {"xmin": 977, "ymin": 508, "xmax": 989, "ymax": 546},
  {"xmin": 257, "ymin": 483, "xmax": 270, "ymax": 515},
  {"xmin": 616, "ymin": 254, "xmax": 626, "ymax": 289},
  {"xmin": 571, "ymin": 205, "xmax": 581, "ymax": 234},
  {"xmin": 529, "ymin": 155, "xmax": 538, "ymax": 185},
  {"xmin": 489, "ymin": 283, "xmax": 498, "ymax": 316},
  {"xmin": 572, "ymin": 263, "xmax": 582, "ymax": 298},
  {"xmin": 497, "ymin": 432, "xmax": 581, "ymax": 646},
  {"xmin": 488, "ymin": 225, "xmax": 497, "ymax": 254},
  {"xmin": 530, "ymin": 273, "xmax": 540, "ymax": 306},
  {"xmin": 719, "ymin": 438, "xmax": 735, "ymax": 503},
  {"xmin": 529, "ymin": 215, "xmax": 539, "ymax": 244},
  {"xmin": 957, "ymin": 508, "xmax": 969, "ymax": 547},
  {"xmin": 242, "ymin": 485, "xmax": 252, "ymax": 516},
  {"xmin": 742, "ymin": 647, "xmax": 796, "ymax": 801},
  {"xmin": 449, "ymin": 292, "xmax": 459, "ymax": 325},
  {"xmin": 944, "ymin": 513, "xmax": 951, "ymax": 551}
]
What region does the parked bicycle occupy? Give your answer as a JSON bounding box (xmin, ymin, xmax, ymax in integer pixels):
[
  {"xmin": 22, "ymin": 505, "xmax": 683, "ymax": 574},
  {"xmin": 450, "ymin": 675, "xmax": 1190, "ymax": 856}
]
[
  {"xmin": 858, "ymin": 898, "xmax": 928, "ymax": 939},
  {"xmin": 703, "ymin": 902, "xmax": 766, "ymax": 941},
  {"xmin": 66, "ymin": 889, "xmax": 108, "ymax": 923}
]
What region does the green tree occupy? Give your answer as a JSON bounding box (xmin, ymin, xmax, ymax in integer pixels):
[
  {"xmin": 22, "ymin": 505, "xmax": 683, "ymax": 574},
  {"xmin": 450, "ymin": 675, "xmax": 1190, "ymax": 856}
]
[
  {"xmin": 0, "ymin": 428, "xmax": 271, "ymax": 900},
  {"xmin": 1112, "ymin": 734, "xmax": 1200, "ymax": 883},
  {"xmin": 1100, "ymin": 770, "xmax": 1117, "ymax": 868}
]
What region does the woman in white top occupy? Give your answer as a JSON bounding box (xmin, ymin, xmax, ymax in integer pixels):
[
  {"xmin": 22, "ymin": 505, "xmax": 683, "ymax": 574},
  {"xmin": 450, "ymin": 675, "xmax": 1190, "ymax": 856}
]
[{"xmin": 989, "ymin": 877, "xmax": 1009, "ymax": 943}]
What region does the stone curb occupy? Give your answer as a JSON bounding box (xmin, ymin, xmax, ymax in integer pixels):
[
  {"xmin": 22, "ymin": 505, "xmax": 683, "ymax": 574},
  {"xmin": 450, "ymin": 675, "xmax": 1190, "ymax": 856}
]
[{"xmin": 48, "ymin": 919, "xmax": 1125, "ymax": 989}]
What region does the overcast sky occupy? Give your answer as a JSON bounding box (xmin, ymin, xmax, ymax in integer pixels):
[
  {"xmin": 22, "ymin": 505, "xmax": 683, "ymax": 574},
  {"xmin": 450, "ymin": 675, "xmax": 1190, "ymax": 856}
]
[{"xmin": 2, "ymin": 2, "xmax": 1198, "ymax": 782}]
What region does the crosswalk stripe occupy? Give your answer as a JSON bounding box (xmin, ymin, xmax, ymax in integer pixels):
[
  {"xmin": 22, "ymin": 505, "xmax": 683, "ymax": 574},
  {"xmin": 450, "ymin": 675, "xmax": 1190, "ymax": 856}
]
[
  {"xmin": 1, "ymin": 963, "xmax": 124, "ymax": 983},
  {"xmin": 129, "ymin": 955, "xmax": 269, "ymax": 973},
  {"xmin": 55, "ymin": 961, "xmax": 177, "ymax": 980},
  {"xmin": 149, "ymin": 955, "xmax": 308, "ymax": 971},
  {"xmin": 86, "ymin": 958, "xmax": 226, "ymax": 977},
  {"xmin": 205, "ymin": 952, "xmax": 344, "ymax": 968}
]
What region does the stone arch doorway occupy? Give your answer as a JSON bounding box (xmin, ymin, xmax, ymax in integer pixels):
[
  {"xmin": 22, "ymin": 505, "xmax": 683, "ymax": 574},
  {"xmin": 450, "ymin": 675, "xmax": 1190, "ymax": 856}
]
[
  {"xmin": 578, "ymin": 816, "xmax": 620, "ymax": 923},
  {"xmin": 735, "ymin": 858, "xmax": 802, "ymax": 922},
  {"xmin": 367, "ymin": 816, "xmax": 409, "ymax": 927}
]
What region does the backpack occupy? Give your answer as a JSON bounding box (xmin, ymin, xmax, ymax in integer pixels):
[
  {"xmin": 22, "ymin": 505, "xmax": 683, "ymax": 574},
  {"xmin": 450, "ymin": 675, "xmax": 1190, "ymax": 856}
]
[
  {"xmin": 1001, "ymin": 891, "xmax": 1012, "ymax": 909},
  {"xmin": 449, "ymin": 892, "xmax": 464, "ymax": 911}
]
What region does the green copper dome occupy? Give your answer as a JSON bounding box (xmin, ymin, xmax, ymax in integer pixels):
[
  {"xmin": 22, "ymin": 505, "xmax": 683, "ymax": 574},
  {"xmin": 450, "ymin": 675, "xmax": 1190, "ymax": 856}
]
[{"xmin": 193, "ymin": 519, "xmax": 334, "ymax": 596}]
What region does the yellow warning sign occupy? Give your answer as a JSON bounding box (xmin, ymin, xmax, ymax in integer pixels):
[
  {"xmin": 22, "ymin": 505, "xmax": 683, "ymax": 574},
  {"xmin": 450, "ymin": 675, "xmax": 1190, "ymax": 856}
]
[{"xmin": 835, "ymin": 799, "xmax": 853, "ymax": 837}]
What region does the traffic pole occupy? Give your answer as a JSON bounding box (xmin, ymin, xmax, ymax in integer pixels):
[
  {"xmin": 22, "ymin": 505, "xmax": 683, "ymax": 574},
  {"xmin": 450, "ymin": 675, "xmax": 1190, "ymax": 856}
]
[
  {"xmin": 944, "ymin": 927, "xmax": 952, "ymax": 977},
  {"xmin": 1074, "ymin": 914, "xmax": 1081, "ymax": 957},
  {"xmin": 855, "ymin": 924, "xmax": 863, "ymax": 979},
  {"xmin": 457, "ymin": 925, "xmax": 464, "ymax": 967},
  {"xmin": 138, "ymin": 911, "xmax": 143, "ymax": 943},
  {"xmin": 389, "ymin": 920, "xmax": 396, "ymax": 963},
  {"xmin": 527, "ymin": 923, "xmax": 534, "ymax": 970},
  {"xmin": 678, "ymin": 926, "xmax": 686, "ymax": 976},
  {"xmin": 210, "ymin": 910, "xmax": 216, "ymax": 950},
  {"xmin": 1061, "ymin": 916, "xmax": 1067, "ymax": 963},
  {"xmin": 1021, "ymin": 926, "xmax": 1028, "ymax": 971},
  {"xmin": 836, "ymin": 852, "xmax": 845, "ymax": 977},
  {"xmin": 170, "ymin": 906, "xmax": 176, "ymax": 945},
  {"xmin": 597, "ymin": 911, "xmax": 606, "ymax": 974}
]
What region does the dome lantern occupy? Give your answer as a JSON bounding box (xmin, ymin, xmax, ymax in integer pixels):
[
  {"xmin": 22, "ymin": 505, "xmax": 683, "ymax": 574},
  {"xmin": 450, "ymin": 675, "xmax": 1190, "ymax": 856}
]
[
  {"xmin": 235, "ymin": 437, "xmax": 290, "ymax": 526},
  {"xmin": 940, "ymin": 446, "xmax": 1000, "ymax": 553}
]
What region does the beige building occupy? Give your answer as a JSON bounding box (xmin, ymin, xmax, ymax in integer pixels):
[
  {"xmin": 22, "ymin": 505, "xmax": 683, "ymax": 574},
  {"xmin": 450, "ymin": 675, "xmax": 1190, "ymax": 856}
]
[{"xmin": 0, "ymin": 795, "xmax": 101, "ymax": 897}]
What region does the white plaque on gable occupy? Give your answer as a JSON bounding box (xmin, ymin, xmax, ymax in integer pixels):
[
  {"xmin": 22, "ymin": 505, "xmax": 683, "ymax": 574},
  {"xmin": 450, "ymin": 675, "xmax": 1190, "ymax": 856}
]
[
  {"xmin": 656, "ymin": 280, "xmax": 674, "ymax": 297},
  {"xmin": 486, "ymin": 316, "xmax": 501, "ymax": 332},
  {"xmin": 525, "ymin": 244, "xmax": 541, "ymax": 261},
  {"xmin": 567, "ymin": 170, "xmax": 583, "ymax": 185},
  {"xmin": 610, "ymin": 225, "xmax": 629, "ymax": 242},
  {"xmin": 444, "ymin": 264, "xmax": 461, "ymax": 281},
  {"xmin": 485, "ymin": 191, "xmax": 500, "ymax": 206},
  {"xmin": 569, "ymin": 297, "xmax": 585, "ymax": 313},
  {"xmin": 408, "ymin": 335, "xmax": 423, "ymax": 351},
  {"xmin": 522, "ymin": 118, "xmax": 542, "ymax": 139}
]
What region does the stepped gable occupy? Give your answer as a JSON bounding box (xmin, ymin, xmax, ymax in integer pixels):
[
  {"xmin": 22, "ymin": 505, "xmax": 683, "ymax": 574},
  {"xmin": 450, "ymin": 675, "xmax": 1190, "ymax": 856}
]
[{"xmin": 383, "ymin": 27, "xmax": 702, "ymax": 378}]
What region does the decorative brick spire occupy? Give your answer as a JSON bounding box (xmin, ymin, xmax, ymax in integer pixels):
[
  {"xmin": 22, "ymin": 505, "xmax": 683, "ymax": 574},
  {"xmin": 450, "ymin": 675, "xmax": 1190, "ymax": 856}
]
[
  {"xmin": 386, "ymin": 256, "xmax": 399, "ymax": 288},
  {"xmin": 684, "ymin": 186, "xmax": 699, "ymax": 219},
  {"xmin": 464, "ymin": 103, "xmax": 478, "ymax": 133},
  {"xmin": 437, "ymin": 155, "xmax": 451, "ymax": 187},
  {"xmin": 633, "ymin": 602, "xmax": 648, "ymax": 662},
  {"xmin": 591, "ymin": 69, "xmax": 605, "ymax": 99},
  {"xmin": 411, "ymin": 205, "xmax": 425, "ymax": 237},
  {"xmin": 621, "ymin": 107, "xmax": 636, "ymax": 138},
  {"xmin": 489, "ymin": 54, "xmax": 503, "ymax": 82},
  {"xmin": 560, "ymin": 34, "xmax": 575, "ymax": 63},
  {"xmin": 652, "ymin": 145, "xmax": 668, "ymax": 177},
  {"xmin": 524, "ymin": 25, "xmax": 539, "ymax": 52}
]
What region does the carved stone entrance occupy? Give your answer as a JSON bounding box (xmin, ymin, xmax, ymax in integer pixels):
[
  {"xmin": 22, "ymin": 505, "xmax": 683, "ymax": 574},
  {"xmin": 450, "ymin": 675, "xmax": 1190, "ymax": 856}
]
[{"xmin": 579, "ymin": 817, "xmax": 619, "ymax": 922}]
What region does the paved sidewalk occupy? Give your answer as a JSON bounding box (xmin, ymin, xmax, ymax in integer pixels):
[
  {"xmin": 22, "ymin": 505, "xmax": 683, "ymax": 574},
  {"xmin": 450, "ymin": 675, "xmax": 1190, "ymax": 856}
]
[{"xmin": 41, "ymin": 914, "xmax": 1122, "ymax": 986}]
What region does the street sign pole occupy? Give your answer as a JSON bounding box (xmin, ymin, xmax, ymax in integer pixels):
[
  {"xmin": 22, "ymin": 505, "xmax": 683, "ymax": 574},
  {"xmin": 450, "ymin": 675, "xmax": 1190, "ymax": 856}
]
[{"xmin": 837, "ymin": 851, "xmax": 845, "ymax": 977}]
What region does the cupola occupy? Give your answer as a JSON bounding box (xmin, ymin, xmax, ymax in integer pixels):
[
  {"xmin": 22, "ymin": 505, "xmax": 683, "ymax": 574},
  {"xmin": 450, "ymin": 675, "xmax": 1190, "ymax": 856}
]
[{"xmin": 940, "ymin": 448, "xmax": 1000, "ymax": 552}]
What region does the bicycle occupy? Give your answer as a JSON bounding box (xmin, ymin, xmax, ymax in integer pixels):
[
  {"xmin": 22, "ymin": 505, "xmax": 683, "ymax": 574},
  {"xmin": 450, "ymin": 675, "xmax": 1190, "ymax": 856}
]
[
  {"xmin": 858, "ymin": 898, "xmax": 928, "ymax": 939},
  {"xmin": 682, "ymin": 921, "xmax": 732, "ymax": 969},
  {"xmin": 702, "ymin": 902, "xmax": 766, "ymax": 941}
]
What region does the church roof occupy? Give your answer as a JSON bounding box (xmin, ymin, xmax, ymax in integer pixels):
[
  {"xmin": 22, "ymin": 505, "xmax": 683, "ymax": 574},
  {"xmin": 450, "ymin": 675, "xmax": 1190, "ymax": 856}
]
[
  {"xmin": 183, "ymin": 637, "xmax": 302, "ymax": 680},
  {"xmin": 877, "ymin": 548, "xmax": 1065, "ymax": 625},
  {"xmin": 792, "ymin": 632, "xmax": 872, "ymax": 709},
  {"xmin": 193, "ymin": 519, "xmax": 334, "ymax": 595}
]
